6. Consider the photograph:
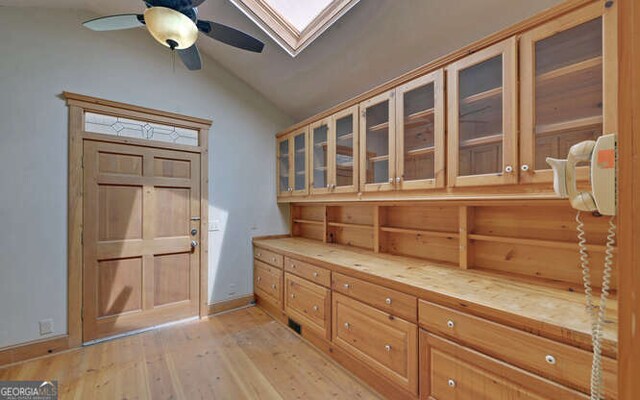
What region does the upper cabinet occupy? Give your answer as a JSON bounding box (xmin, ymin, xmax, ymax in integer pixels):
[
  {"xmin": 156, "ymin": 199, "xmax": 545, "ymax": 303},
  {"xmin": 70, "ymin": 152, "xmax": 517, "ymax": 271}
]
[
  {"xmin": 277, "ymin": 127, "xmax": 309, "ymax": 197},
  {"xmin": 332, "ymin": 105, "xmax": 360, "ymax": 194},
  {"xmin": 359, "ymin": 91, "xmax": 396, "ymax": 192},
  {"xmin": 395, "ymin": 70, "xmax": 446, "ymax": 190},
  {"xmin": 310, "ymin": 118, "xmax": 332, "ymax": 195},
  {"xmin": 447, "ymin": 38, "xmax": 518, "ymax": 188},
  {"xmin": 519, "ymin": 2, "xmax": 616, "ymax": 183}
]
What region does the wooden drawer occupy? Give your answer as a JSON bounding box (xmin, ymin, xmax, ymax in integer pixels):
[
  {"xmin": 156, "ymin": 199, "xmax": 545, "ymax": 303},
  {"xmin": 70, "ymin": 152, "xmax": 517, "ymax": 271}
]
[
  {"xmin": 254, "ymin": 260, "xmax": 282, "ymax": 307},
  {"xmin": 284, "ymin": 273, "xmax": 331, "ymax": 339},
  {"xmin": 332, "ymin": 272, "xmax": 417, "ymax": 322},
  {"xmin": 253, "ymin": 246, "xmax": 283, "ymax": 269},
  {"xmin": 333, "ymin": 293, "xmax": 418, "ymax": 394},
  {"xmin": 284, "ymin": 256, "xmax": 331, "ymax": 287},
  {"xmin": 420, "ymin": 331, "xmax": 587, "ymax": 400},
  {"xmin": 418, "ymin": 300, "xmax": 617, "ymax": 398}
]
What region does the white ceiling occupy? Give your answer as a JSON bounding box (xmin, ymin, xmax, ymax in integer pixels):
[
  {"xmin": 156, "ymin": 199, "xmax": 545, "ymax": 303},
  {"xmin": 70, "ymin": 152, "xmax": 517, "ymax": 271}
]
[
  {"xmin": 264, "ymin": 0, "xmax": 334, "ymax": 32},
  {"xmin": 1, "ymin": 0, "xmax": 562, "ymax": 121}
]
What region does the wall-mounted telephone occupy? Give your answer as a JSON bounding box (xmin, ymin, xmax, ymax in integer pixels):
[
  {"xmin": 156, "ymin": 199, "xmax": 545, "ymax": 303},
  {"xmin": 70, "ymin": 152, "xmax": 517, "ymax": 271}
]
[{"xmin": 547, "ymin": 133, "xmax": 617, "ymax": 400}]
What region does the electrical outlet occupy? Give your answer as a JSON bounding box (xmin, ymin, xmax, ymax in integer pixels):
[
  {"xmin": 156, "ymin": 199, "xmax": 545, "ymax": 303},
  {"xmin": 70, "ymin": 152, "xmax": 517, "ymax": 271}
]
[
  {"xmin": 209, "ymin": 219, "xmax": 221, "ymax": 231},
  {"xmin": 39, "ymin": 319, "xmax": 53, "ymax": 336}
]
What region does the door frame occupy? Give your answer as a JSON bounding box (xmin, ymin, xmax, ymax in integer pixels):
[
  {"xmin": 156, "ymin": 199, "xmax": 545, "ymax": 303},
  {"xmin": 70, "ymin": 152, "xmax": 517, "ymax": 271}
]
[{"xmin": 63, "ymin": 92, "xmax": 212, "ymax": 347}]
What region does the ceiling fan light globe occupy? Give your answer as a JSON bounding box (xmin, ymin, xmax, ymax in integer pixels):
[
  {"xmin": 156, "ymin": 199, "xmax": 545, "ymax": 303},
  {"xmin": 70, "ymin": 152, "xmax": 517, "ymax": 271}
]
[{"xmin": 143, "ymin": 7, "xmax": 198, "ymax": 50}]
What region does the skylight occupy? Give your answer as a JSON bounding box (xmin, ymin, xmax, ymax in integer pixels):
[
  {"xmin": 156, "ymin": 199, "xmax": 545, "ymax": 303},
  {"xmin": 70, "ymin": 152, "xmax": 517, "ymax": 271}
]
[
  {"xmin": 263, "ymin": 0, "xmax": 334, "ymax": 32},
  {"xmin": 229, "ymin": 0, "xmax": 360, "ymax": 57}
]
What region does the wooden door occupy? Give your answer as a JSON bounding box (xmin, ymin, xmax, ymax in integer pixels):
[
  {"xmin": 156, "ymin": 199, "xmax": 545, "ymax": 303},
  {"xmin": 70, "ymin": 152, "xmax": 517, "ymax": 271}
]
[
  {"xmin": 447, "ymin": 37, "xmax": 518, "ymax": 187},
  {"xmin": 291, "ymin": 127, "xmax": 309, "ymax": 197},
  {"xmin": 331, "ymin": 105, "xmax": 359, "ymax": 194},
  {"xmin": 276, "ymin": 135, "xmax": 291, "ymax": 197},
  {"xmin": 395, "ymin": 69, "xmax": 446, "ymax": 190},
  {"xmin": 83, "ymin": 140, "xmax": 201, "ymax": 342},
  {"xmin": 309, "ymin": 118, "xmax": 332, "ymax": 195},
  {"xmin": 359, "ymin": 91, "xmax": 396, "ymax": 192},
  {"xmin": 520, "ymin": 2, "xmax": 616, "ymax": 183}
]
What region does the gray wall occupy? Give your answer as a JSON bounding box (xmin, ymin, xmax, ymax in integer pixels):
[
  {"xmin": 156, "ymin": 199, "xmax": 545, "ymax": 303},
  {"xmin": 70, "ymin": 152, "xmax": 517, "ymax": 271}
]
[{"xmin": 0, "ymin": 6, "xmax": 292, "ymax": 348}]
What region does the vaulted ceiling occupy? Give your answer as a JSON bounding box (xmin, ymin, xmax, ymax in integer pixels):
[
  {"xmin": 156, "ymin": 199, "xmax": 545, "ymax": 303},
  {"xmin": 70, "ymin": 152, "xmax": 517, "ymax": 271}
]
[{"xmin": 1, "ymin": 0, "xmax": 562, "ymax": 121}]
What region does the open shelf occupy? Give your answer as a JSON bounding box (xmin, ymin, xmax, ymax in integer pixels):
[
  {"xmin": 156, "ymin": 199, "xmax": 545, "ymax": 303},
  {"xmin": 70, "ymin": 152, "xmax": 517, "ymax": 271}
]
[
  {"xmin": 537, "ymin": 56, "xmax": 602, "ymax": 84},
  {"xmin": 313, "ymin": 166, "xmax": 328, "ymax": 171},
  {"xmin": 461, "ymin": 87, "xmax": 501, "ymax": 105},
  {"xmin": 337, "ymin": 162, "xmax": 354, "ymax": 168},
  {"xmin": 295, "ymin": 170, "xmax": 305, "ymax": 176},
  {"xmin": 405, "ymin": 146, "xmax": 435, "ymax": 157},
  {"xmin": 328, "ymin": 222, "xmax": 374, "ymax": 230},
  {"xmin": 536, "ymin": 115, "xmax": 603, "ymax": 137},
  {"xmin": 369, "ymin": 122, "xmax": 389, "ymax": 132},
  {"xmin": 469, "ymin": 233, "xmax": 614, "ymax": 253},
  {"xmin": 459, "ymin": 133, "xmax": 502, "ymax": 148},
  {"xmin": 381, "ymin": 226, "xmax": 459, "ymax": 239},
  {"xmin": 293, "ymin": 219, "xmax": 324, "ymax": 226}
]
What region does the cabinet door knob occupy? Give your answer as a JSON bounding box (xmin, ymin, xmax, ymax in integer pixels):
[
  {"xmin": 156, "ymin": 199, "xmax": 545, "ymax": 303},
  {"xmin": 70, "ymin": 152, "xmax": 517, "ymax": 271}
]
[
  {"xmin": 448, "ymin": 379, "xmax": 456, "ymax": 388},
  {"xmin": 384, "ymin": 344, "xmax": 392, "ymax": 352},
  {"xmin": 271, "ymin": 284, "xmax": 276, "ymax": 289},
  {"xmin": 395, "ymin": 176, "xmax": 401, "ymax": 183},
  {"xmin": 290, "ymin": 263, "xmax": 296, "ymax": 268},
  {"xmin": 521, "ymin": 164, "xmax": 530, "ymax": 172},
  {"xmin": 545, "ymin": 355, "xmax": 556, "ymax": 365},
  {"xmin": 257, "ymin": 252, "xmax": 262, "ymax": 257},
  {"xmin": 327, "ymin": 184, "xmax": 331, "ymax": 189},
  {"xmin": 313, "ymin": 272, "xmax": 318, "ymax": 278},
  {"xmin": 505, "ymin": 165, "xmax": 513, "ymax": 173},
  {"xmin": 388, "ymin": 177, "xmax": 394, "ymax": 184},
  {"xmin": 331, "ymin": 184, "xmax": 336, "ymax": 189},
  {"xmin": 447, "ymin": 320, "xmax": 455, "ymax": 329},
  {"xmin": 257, "ymin": 276, "xmax": 261, "ymax": 282},
  {"xmin": 290, "ymin": 293, "xmax": 295, "ymax": 298},
  {"xmin": 385, "ymin": 297, "xmax": 392, "ymax": 305},
  {"xmin": 344, "ymin": 322, "xmax": 350, "ymax": 329},
  {"xmin": 313, "ymin": 305, "xmax": 319, "ymax": 311},
  {"xmin": 343, "ymin": 283, "xmax": 350, "ymax": 289},
  {"xmin": 272, "ymin": 257, "xmax": 277, "ymax": 263}
]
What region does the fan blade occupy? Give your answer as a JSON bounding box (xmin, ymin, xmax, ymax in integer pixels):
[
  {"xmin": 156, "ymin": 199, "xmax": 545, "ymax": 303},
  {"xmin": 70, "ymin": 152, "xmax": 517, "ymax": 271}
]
[
  {"xmin": 197, "ymin": 21, "xmax": 264, "ymax": 53},
  {"xmin": 178, "ymin": 45, "xmax": 202, "ymax": 71},
  {"xmin": 83, "ymin": 14, "xmax": 145, "ymax": 31},
  {"xmin": 144, "ymin": 0, "xmax": 206, "ymax": 10}
]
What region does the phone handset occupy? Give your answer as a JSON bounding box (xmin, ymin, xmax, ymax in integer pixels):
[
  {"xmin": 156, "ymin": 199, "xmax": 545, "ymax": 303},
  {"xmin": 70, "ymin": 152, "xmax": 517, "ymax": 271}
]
[{"xmin": 547, "ymin": 134, "xmax": 617, "ymax": 400}]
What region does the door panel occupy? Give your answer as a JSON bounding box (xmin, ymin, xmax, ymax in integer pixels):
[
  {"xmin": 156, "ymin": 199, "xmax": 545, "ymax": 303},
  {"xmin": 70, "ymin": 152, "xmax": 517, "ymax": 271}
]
[
  {"xmin": 359, "ymin": 91, "xmax": 396, "ymax": 192},
  {"xmin": 83, "ymin": 140, "xmax": 201, "ymax": 342},
  {"xmin": 332, "ymin": 105, "xmax": 359, "ymax": 193}
]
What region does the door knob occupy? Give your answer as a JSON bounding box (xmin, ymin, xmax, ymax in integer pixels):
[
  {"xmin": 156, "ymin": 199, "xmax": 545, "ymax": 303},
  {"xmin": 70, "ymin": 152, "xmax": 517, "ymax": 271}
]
[
  {"xmin": 191, "ymin": 240, "xmax": 199, "ymax": 249},
  {"xmin": 191, "ymin": 228, "xmax": 198, "ymax": 236}
]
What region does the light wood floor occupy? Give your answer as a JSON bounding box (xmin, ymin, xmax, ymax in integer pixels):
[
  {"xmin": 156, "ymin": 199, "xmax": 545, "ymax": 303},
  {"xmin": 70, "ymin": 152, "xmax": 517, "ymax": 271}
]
[{"xmin": 0, "ymin": 307, "xmax": 382, "ymax": 399}]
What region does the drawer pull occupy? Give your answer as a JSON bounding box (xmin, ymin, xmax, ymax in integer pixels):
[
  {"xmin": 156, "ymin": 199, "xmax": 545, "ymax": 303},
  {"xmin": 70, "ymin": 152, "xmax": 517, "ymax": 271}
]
[
  {"xmin": 447, "ymin": 320, "xmax": 455, "ymax": 329},
  {"xmin": 271, "ymin": 284, "xmax": 276, "ymax": 289},
  {"xmin": 290, "ymin": 264, "xmax": 296, "ymax": 268},
  {"xmin": 545, "ymin": 355, "xmax": 557, "ymax": 365},
  {"xmin": 257, "ymin": 252, "xmax": 262, "ymax": 257},
  {"xmin": 384, "ymin": 344, "xmax": 392, "ymax": 352},
  {"xmin": 313, "ymin": 305, "xmax": 319, "ymax": 311},
  {"xmin": 290, "ymin": 294, "xmax": 296, "ymax": 299},
  {"xmin": 313, "ymin": 272, "xmax": 318, "ymax": 278},
  {"xmin": 257, "ymin": 276, "xmax": 261, "ymax": 282},
  {"xmin": 343, "ymin": 283, "xmax": 350, "ymax": 289},
  {"xmin": 272, "ymin": 257, "xmax": 277, "ymax": 263},
  {"xmin": 448, "ymin": 379, "xmax": 456, "ymax": 388},
  {"xmin": 385, "ymin": 297, "xmax": 392, "ymax": 305},
  {"xmin": 344, "ymin": 322, "xmax": 350, "ymax": 329}
]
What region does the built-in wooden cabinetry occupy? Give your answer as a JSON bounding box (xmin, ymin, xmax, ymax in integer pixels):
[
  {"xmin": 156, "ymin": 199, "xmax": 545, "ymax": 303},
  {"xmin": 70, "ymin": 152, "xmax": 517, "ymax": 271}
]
[
  {"xmin": 519, "ymin": 2, "xmax": 617, "ymax": 183},
  {"xmin": 447, "ymin": 38, "xmax": 518, "ymax": 187},
  {"xmin": 277, "ymin": 127, "xmax": 309, "ymax": 197},
  {"xmin": 275, "ymin": 1, "xmax": 616, "ymax": 202}
]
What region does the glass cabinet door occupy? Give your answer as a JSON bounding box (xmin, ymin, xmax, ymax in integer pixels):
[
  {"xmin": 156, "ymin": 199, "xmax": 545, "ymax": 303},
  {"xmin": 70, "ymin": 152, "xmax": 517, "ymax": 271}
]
[
  {"xmin": 520, "ymin": 3, "xmax": 614, "ymax": 183},
  {"xmin": 395, "ymin": 70, "xmax": 445, "ymax": 190},
  {"xmin": 332, "ymin": 105, "xmax": 359, "ymax": 193},
  {"xmin": 310, "ymin": 118, "xmax": 331, "ymax": 195},
  {"xmin": 291, "ymin": 127, "xmax": 309, "ymax": 196},
  {"xmin": 447, "ymin": 38, "xmax": 517, "ymax": 187},
  {"xmin": 359, "ymin": 91, "xmax": 396, "ymax": 192},
  {"xmin": 277, "ymin": 136, "xmax": 291, "ymax": 196}
]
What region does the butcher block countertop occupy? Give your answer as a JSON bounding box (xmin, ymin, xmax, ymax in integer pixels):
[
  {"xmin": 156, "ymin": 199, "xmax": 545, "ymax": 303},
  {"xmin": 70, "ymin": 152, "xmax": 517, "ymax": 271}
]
[{"xmin": 254, "ymin": 237, "xmax": 618, "ymax": 358}]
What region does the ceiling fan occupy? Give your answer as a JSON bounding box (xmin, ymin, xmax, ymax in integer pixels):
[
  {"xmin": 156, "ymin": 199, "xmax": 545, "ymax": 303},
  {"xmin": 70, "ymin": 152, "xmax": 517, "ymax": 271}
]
[{"xmin": 82, "ymin": 0, "xmax": 265, "ymax": 71}]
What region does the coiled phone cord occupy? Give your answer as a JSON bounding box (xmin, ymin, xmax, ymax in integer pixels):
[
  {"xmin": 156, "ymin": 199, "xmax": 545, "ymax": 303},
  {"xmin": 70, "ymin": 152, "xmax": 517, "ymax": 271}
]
[{"xmin": 576, "ymin": 211, "xmax": 616, "ymax": 400}]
